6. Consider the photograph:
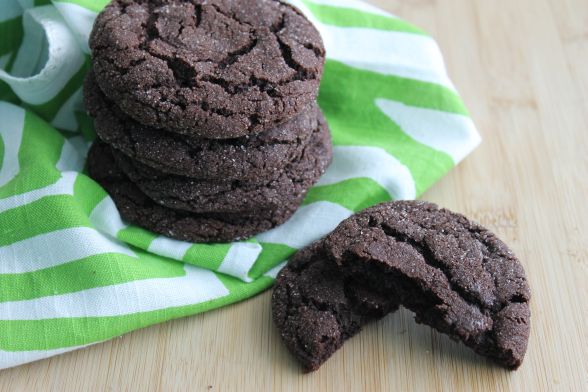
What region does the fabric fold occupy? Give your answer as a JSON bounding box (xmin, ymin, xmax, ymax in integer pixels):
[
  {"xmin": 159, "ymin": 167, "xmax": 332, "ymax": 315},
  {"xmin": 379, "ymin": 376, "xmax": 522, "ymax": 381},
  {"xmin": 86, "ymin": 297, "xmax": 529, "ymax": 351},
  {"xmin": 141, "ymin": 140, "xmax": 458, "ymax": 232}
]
[{"xmin": 0, "ymin": 0, "xmax": 481, "ymax": 369}]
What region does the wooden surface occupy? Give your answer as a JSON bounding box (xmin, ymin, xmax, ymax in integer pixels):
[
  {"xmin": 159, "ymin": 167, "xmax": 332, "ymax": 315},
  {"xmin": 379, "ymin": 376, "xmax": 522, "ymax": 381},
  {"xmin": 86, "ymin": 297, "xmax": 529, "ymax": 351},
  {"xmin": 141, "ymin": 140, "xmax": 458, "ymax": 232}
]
[{"xmin": 1, "ymin": 0, "xmax": 587, "ymax": 390}]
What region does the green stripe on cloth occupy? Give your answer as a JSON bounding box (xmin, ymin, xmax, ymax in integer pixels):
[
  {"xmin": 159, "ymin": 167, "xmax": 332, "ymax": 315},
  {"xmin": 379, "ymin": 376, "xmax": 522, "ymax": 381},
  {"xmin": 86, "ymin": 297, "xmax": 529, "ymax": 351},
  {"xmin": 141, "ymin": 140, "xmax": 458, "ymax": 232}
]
[
  {"xmin": 300, "ymin": 0, "xmax": 425, "ymax": 35},
  {"xmin": 0, "ymin": 111, "xmax": 65, "ymax": 198},
  {"xmin": 117, "ymin": 226, "xmax": 157, "ymax": 250},
  {"xmin": 0, "ymin": 17, "xmax": 24, "ymax": 58},
  {"xmin": 52, "ymin": 0, "xmax": 109, "ymax": 13},
  {"xmin": 183, "ymin": 243, "xmax": 232, "ymax": 270},
  {"xmin": 318, "ymin": 60, "xmax": 456, "ymax": 195},
  {"xmin": 25, "ymin": 59, "xmax": 89, "ymax": 123},
  {"xmin": 0, "ymin": 251, "xmax": 186, "ymax": 302},
  {"xmin": 303, "ymin": 178, "xmax": 392, "ymax": 212},
  {"xmin": 215, "ymin": 273, "xmax": 273, "ymax": 298},
  {"xmin": 322, "ymin": 59, "xmax": 468, "ymax": 118},
  {"xmin": 117, "ymin": 228, "xmax": 235, "ymax": 273},
  {"xmin": 248, "ymin": 243, "xmax": 296, "ymax": 280},
  {"xmin": 0, "ymin": 195, "xmax": 90, "ymax": 246},
  {"xmin": 73, "ymin": 174, "xmax": 106, "ymax": 216},
  {"xmin": 0, "ymin": 17, "xmax": 24, "ymax": 106},
  {"xmin": 0, "ymin": 80, "xmax": 20, "ymax": 105},
  {"xmin": 0, "ymin": 276, "xmax": 274, "ymax": 352},
  {"xmin": 74, "ymin": 110, "xmax": 96, "ymax": 140}
]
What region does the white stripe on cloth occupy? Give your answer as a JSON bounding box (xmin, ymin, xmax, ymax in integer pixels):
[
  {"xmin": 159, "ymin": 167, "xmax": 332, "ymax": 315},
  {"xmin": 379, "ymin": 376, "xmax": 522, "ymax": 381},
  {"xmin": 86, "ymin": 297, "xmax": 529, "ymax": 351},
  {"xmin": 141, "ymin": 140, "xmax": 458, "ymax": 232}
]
[
  {"xmin": 376, "ymin": 99, "xmax": 482, "ymax": 164},
  {"xmin": 0, "ymin": 6, "xmax": 85, "ymax": 105},
  {"xmin": 322, "ymin": 27, "xmax": 452, "ymax": 88},
  {"xmin": 0, "ymin": 172, "xmax": 76, "ymax": 213},
  {"xmin": 316, "ymin": 146, "xmax": 416, "ymax": 200},
  {"xmin": 0, "ymin": 0, "xmax": 23, "ymax": 23},
  {"xmin": 64, "ymin": 135, "xmax": 91, "ymax": 159},
  {"xmin": 257, "ymin": 201, "xmax": 353, "ymax": 249},
  {"xmin": 89, "ymin": 196, "xmax": 128, "ymax": 237},
  {"xmin": 0, "ymin": 103, "xmax": 25, "ymax": 188},
  {"xmin": 51, "ymin": 87, "xmax": 83, "ymax": 131},
  {"xmin": 149, "ymin": 238, "xmax": 263, "ymax": 282},
  {"xmin": 0, "ymin": 264, "xmax": 228, "ymax": 320},
  {"xmin": 16, "ymin": 0, "xmax": 34, "ymax": 10},
  {"xmin": 0, "ymin": 54, "xmax": 11, "ymax": 69},
  {"xmin": 53, "ymin": 1, "xmax": 97, "ymax": 54},
  {"xmin": 0, "ymin": 344, "xmax": 96, "ymax": 370},
  {"xmin": 264, "ymin": 261, "xmax": 288, "ymax": 280},
  {"xmin": 9, "ymin": 6, "xmax": 48, "ymax": 78},
  {"xmin": 345, "ymin": 60, "xmax": 456, "ymax": 91},
  {"xmin": 288, "ymin": 0, "xmax": 455, "ymax": 90},
  {"xmin": 0, "ymin": 227, "xmax": 137, "ymax": 274},
  {"xmin": 217, "ymin": 242, "xmax": 263, "ymax": 282},
  {"xmin": 56, "ymin": 135, "xmax": 87, "ymax": 173},
  {"xmin": 147, "ymin": 236, "xmax": 193, "ymax": 261}
]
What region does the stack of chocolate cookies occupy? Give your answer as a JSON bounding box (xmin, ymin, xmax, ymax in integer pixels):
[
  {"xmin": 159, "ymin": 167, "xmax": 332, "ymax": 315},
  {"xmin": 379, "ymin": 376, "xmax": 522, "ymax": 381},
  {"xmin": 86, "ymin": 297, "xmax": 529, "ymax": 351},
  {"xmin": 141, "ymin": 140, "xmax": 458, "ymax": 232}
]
[{"xmin": 84, "ymin": 0, "xmax": 331, "ymax": 243}]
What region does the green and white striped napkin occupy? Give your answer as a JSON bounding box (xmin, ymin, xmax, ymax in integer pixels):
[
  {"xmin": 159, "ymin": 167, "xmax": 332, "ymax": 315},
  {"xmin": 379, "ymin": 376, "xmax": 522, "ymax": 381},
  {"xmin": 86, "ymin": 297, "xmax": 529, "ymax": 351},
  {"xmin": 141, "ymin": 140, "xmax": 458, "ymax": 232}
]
[{"xmin": 0, "ymin": 0, "xmax": 481, "ymax": 369}]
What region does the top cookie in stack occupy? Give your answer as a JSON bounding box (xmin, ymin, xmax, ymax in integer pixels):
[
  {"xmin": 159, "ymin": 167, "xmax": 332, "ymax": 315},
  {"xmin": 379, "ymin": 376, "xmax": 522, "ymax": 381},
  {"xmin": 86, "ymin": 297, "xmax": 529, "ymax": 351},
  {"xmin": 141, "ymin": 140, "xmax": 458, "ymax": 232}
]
[
  {"xmin": 84, "ymin": 0, "xmax": 332, "ymax": 243},
  {"xmin": 90, "ymin": 0, "xmax": 325, "ymax": 138}
]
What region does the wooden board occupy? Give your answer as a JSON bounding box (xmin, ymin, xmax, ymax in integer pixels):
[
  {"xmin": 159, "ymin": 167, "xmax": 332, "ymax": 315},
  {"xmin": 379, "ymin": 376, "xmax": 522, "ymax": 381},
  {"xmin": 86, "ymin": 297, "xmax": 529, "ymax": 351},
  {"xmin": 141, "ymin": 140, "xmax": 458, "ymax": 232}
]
[{"xmin": 1, "ymin": 0, "xmax": 587, "ymax": 390}]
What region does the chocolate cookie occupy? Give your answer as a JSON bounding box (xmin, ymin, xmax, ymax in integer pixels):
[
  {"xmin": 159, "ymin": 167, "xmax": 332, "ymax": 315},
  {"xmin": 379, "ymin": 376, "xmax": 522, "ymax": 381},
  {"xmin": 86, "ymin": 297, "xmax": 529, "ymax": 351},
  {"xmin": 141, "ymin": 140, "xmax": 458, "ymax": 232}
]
[
  {"xmin": 109, "ymin": 118, "xmax": 331, "ymax": 214},
  {"xmin": 89, "ymin": 0, "xmax": 325, "ymax": 138},
  {"xmin": 272, "ymin": 243, "xmax": 399, "ymax": 372},
  {"xmin": 324, "ymin": 201, "xmax": 531, "ymax": 369},
  {"xmin": 84, "ymin": 70, "xmax": 323, "ymax": 180},
  {"xmin": 87, "ymin": 142, "xmax": 299, "ymax": 243}
]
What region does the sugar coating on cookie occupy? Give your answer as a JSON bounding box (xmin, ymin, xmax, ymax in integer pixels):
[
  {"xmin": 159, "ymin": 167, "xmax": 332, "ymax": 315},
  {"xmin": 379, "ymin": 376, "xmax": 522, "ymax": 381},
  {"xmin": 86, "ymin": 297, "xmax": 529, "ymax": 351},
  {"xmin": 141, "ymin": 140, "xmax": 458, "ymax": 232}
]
[
  {"xmin": 273, "ymin": 201, "xmax": 531, "ymax": 371},
  {"xmin": 324, "ymin": 200, "xmax": 531, "ymax": 369},
  {"xmin": 272, "ymin": 243, "xmax": 399, "ymax": 372},
  {"xmin": 109, "ymin": 117, "xmax": 332, "ymax": 214},
  {"xmin": 90, "ymin": 0, "xmax": 325, "ymax": 138},
  {"xmin": 84, "ymin": 70, "xmax": 323, "ymax": 181},
  {"xmin": 87, "ymin": 142, "xmax": 302, "ymax": 243}
]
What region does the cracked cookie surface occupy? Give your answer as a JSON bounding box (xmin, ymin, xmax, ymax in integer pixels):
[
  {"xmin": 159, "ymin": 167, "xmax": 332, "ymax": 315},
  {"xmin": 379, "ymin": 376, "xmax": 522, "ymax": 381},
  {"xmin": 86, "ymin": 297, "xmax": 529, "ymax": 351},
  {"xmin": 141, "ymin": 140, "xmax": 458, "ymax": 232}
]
[
  {"xmin": 109, "ymin": 118, "xmax": 332, "ymax": 214},
  {"xmin": 324, "ymin": 200, "xmax": 531, "ymax": 369},
  {"xmin": 272, "ymin": 243, "xmax": 399, "ymax": 372},
  {"xmin": 84, "ymin": 70, "xmax": 323, "ymax": 181},
  {"xmin": 90, "ymin": 0, "xmax": 325, "ymax": 138},
  {"xmin": 273, "ymin": 201, "xmax": 531, "ymax": 371},
  {"xmin": 87, "ymin": 142, "xmax": 301, "ymax": 243}
]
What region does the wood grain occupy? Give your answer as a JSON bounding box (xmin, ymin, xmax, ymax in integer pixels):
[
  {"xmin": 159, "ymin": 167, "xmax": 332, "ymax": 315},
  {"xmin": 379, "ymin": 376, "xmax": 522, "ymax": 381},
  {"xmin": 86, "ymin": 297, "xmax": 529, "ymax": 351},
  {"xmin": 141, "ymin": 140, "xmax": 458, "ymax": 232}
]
[{"xmin": 1, "ymin": 0, "xmax": 587, "ymax": 390}]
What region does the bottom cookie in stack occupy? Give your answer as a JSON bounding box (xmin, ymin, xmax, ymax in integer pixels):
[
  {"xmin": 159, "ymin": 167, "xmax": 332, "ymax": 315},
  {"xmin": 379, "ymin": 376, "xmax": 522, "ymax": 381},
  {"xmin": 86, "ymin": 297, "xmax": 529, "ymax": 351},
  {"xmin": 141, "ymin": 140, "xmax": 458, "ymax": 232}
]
[
  {"xmin": 87, "ymin": 113, "xmax": 332, "ymax": 243},
  {"xmin": 88, "ymin": 143, "xmax": 300, "ymax": 243}
]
